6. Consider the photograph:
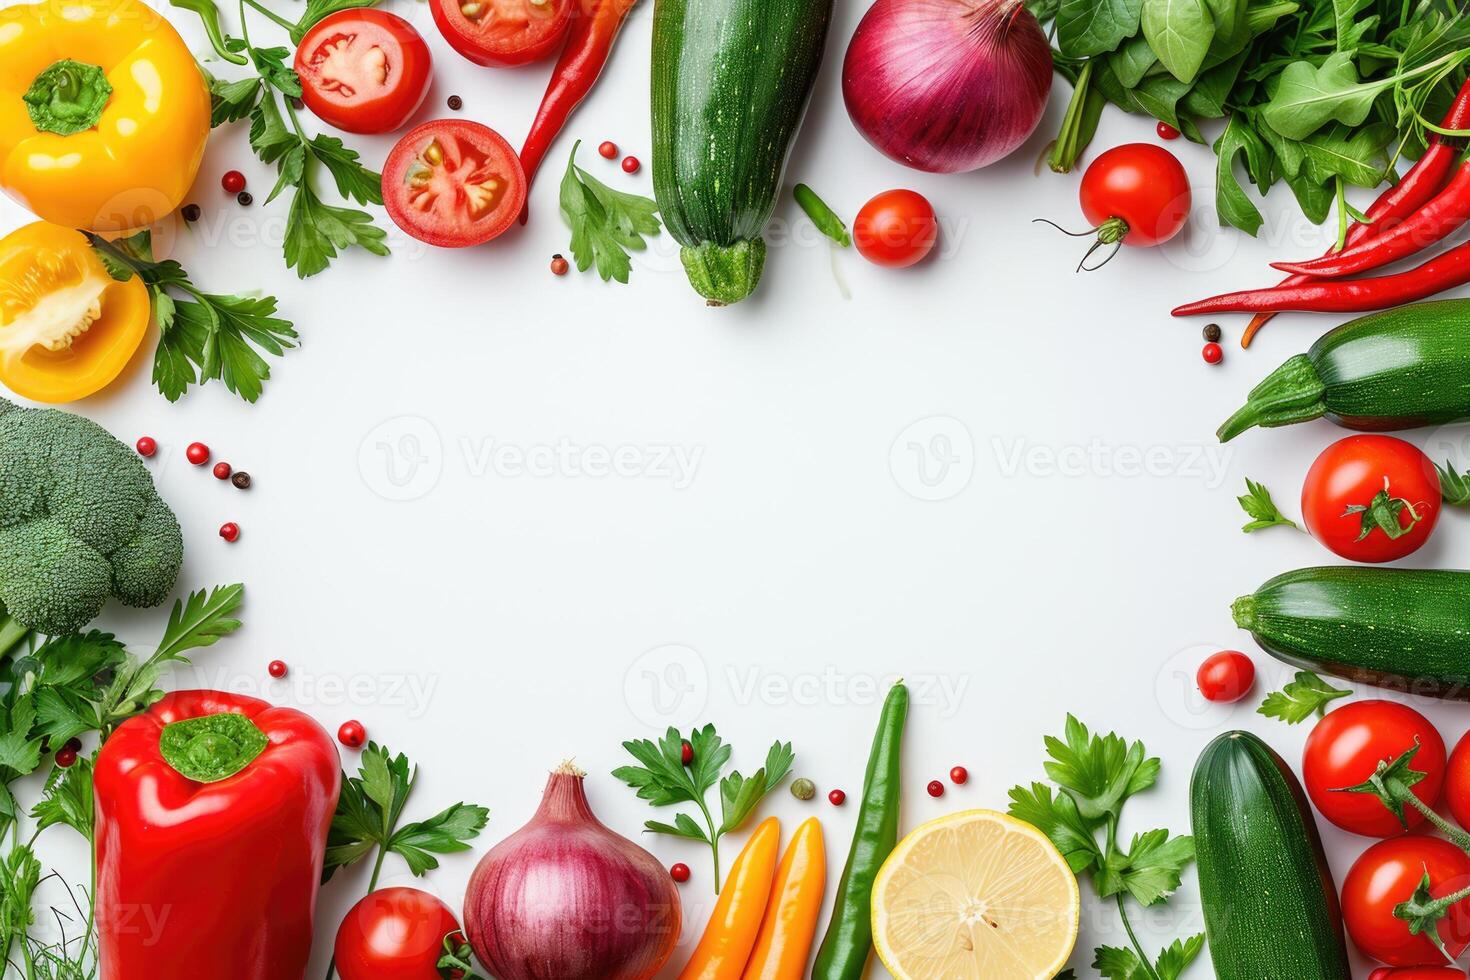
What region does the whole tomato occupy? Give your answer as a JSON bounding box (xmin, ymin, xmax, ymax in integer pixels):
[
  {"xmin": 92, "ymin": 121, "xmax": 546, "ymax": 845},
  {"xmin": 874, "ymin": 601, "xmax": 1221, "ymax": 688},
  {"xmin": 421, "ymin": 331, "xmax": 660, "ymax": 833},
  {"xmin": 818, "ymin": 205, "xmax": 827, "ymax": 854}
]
[
  {"xmin": 1369, "ymin": 970, "xmax": 1468, "ymax": 980},
  {"xmin": 1342, "ymin": 836, "xmax": 1470, "ymax": 966},
  {"xmin": 1443, "ymin": 730, "xmax": 1470, "ymax": 831},
  {"xmin": 1196, "ymin": 650, "xmax": 1255, "ymax": 703},
  {"xmin": 1302, "ymin": 435, "xmax": 1442, "ymax": 563},
  {"xmin": 334, "ymin": 887, "xmax": 464, "ymax": 980},
  {"xmin": 1303, "ymin": 700, "xmax": 1445, "ymax": 837},
  {"xmin": 1079, "ymin": 144, "xmax": 1191, "ymax": 248},
  {"xmin": 853, "ymin": 189, "xmax": 939, "ymax": 268}
]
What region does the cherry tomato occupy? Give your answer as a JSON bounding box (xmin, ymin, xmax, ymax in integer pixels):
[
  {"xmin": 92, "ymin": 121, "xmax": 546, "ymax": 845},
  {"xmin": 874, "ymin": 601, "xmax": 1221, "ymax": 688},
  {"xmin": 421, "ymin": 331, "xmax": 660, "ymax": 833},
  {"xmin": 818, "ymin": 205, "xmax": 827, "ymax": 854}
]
[
  {"xmin": 295, "ymin": 10, "xmax": 433, "ymax": 136},
  {"xmin": 1195, "ymin": 650, "xmax": 1255, "ymax": 703},
  {"xmin": 1079, "ymin": 144, "xmax": 1190, "ymax": 248},
  {"xmin": 1343, "ymin": 836, "xmax": 1470, "ymax": 965},
  {"xmin": 335, "ymin": 887, "xmax": 463, "ymax": 980},
  {"xmin": 383, "ymin": 120, "xmax": 527, "ymax": 248},
  {"xmin": 430, "ymin": 0, "xmax": 572, "ymax": 67},
  {"xmin": 1369, "ymin": 970, "xmax": 1468, "ymax": 980},
  {"xmin": 1302, "ymin": 435, "xmax": 1441, "ymax": 563},
  {"xmin": 670, "ymin": 863, "xmax": 690, "ymax": 883},
  {"xmin": 339, "ymin": 720, "xmax": 367, "ymax": 748},
  {"xmin": 853, "ymin": 189, "xmax": 938, "ymax": 268},
  {"xmin": 1442, "ymin": 730, "xmax": 1470, "ymax": 831},
  {"xmin": 1303, "ymin": 700, "xmax": 1445, "ymax": 838}
]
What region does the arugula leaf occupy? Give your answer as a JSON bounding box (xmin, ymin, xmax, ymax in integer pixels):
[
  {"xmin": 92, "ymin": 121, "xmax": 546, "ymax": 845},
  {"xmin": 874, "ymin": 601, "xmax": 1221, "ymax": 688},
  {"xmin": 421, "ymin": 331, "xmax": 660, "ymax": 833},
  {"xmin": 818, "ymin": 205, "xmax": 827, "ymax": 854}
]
[
  {"xmin": 1238, "ymin": 477, "xmax": 1300, "ymax": 532},
  {"xmin": 615, "ymin": 725, "xmax": 793, "ymax": 891},
  {"xmin": 324, "ymin": 743, "xmax": 489, "ymax": 884},
  {"xmin": 1214, "ymin": 115, "xmax": 1271, "ymax": 234},
  {"xmin": 1258, "ymin": 670, "xmax": 1352, "ymax": 724},
  {"xmin": 1263, "ymin": 52, "xmax": 1387, "ymax": 139},
  {"xmin": 1141, "ymin": 0, "xmax": 1214, "ymax": 83},
  {"xmin": 560, "ymin": 141, "xmax": 662, "ymax": 284}
]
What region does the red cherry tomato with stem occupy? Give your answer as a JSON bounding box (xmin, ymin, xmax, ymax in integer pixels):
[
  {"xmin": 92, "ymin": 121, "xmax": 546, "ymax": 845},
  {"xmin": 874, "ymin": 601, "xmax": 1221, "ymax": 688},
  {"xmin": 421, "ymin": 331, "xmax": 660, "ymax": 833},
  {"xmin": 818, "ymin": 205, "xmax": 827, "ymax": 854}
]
[
  {"xmin": 295, "ymin": 10, "xmax": 433, "ymax": 135},
  {"xmin": 1064, "ymin": 143, "xmax": 1190, "ymax": 270},
  {"xmin": 854, "ymin": 190, "xmax": 938, "ymax": 269},
  {"xmin": 1302, "ymin": 435, "xmax": 1441, "ymax": 563},
  {"xmin": 1343, "ymin": 836, "xmax": 1470, "ymax": 965},
  {"xmin": 1303, "ymin": 700, "xmax": 1445, "ymax": 837},
  {"xmin": 383, "ymin": 120, "xmax": 526, "ymax": 248},
  {"xmin": 335, "ymin": 887, "xmax": 463, "ymax": 980},
  {"xmin": 430, "ymin": 0, "xmax": 572, "ymax": 67},
  {"xmin": 1196, "ymin": 650, "xmax": 1254, "ymax": 703}
]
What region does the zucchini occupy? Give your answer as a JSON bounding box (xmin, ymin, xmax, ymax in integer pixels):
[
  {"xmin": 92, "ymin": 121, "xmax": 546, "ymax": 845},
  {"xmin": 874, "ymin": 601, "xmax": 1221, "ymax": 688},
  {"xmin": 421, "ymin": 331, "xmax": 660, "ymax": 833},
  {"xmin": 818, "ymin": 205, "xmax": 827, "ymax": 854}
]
[
  {"xmin": 1218, "ymin": 299, "xmax": 1470, "ymax": 441},
  {"xmin": 1234, "ymin": 566, "xmax": 1470, "ymax": 699},
  {"xmin": 1191, "ymin": 731, "xmax": 1351, "ymax": 980},
  {"xmin": 650, "ymin": 0, "xmax": 833, "ymax": 305}
]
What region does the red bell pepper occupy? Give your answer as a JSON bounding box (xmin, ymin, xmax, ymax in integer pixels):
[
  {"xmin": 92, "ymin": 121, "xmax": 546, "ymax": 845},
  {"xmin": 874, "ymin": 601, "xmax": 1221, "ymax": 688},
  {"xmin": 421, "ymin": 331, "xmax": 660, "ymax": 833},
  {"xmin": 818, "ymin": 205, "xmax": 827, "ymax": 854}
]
[{"xmin": 95, "ymin": 690, "xmax": 340, "ymax": 980}]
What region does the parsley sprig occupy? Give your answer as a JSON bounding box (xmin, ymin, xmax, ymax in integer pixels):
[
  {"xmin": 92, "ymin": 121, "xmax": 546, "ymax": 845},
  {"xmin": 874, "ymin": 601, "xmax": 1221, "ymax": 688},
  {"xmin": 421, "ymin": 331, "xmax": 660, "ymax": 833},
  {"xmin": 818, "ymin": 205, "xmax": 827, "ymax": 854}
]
[
  {"xmin": 1237, "ymin": 478, "xmax": 1300, "ymax": 533},
  {"xmin": 323, "ymin": 743, "xmax": 489, "ymax": 887},
  {"xmin": 614, "ymin": 725, "xmax": 794, "ymax": 891},
  {"xmin": 1007, "ymin": 716, "xmax": 1199, "ymax": 980},
  {"xmin": 1257, "ymin": 670, "xmax": 1351, "ymax": 724},
  {"xmin": 195, "ymin": 0, "xmax": 389, "ymax": 278},
  {"xmin": 560, "ymin": 141, "xmax": 662, "ymax": 283},
  {"xmin": 88, "ymin": 232, "xmax": 297, "ymax": 403}
]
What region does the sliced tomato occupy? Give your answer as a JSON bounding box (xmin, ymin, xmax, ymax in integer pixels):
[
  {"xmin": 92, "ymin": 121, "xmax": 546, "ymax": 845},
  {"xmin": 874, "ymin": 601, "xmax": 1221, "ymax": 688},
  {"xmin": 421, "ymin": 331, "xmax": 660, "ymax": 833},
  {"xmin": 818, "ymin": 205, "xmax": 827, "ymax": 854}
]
[
  {"xmin": 430, "ymin": 0, "xmax": 573, "ymax": 67},
  {"xmin": 383, "ymin": 120, "xmax": 526, "ymax": 247},
  {"xmin": 295, "ymin": 10, "xmax": 433, "ymax": 135}
]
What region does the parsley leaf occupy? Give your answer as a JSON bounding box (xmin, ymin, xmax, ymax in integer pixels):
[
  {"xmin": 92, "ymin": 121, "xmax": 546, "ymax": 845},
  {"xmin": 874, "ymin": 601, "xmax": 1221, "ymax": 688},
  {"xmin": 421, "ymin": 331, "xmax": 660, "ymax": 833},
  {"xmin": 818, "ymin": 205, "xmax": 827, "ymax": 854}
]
[
  {"xmin": 560, "ymin": 141, "xmax": 661, "ymax": 283},
  {"xmin": 1438, "ymin": 459, "xmax": 1470, "ymax": 507},
  {"xmin": 614, "ymin": 725, "xmax": 793, "ymax": 891},
  {"xmin": 285, "ymin": 181, "xmax": 390, "ymax": 278},
  {"xmin": 1238, "ymin": 478, "xmax": 1300, "ymax": 533},
  {"xmin": 1258, "ymin": 670, "xmax": 1351, "ymax": 724},
  {"xmin": 1008, "ymin": 718, "xmax": 1194, "ymax": 976},
  {"xmin": 31, "ymin": 757, "xmax": 94, "ymax": 842},
  {"xmin": 323, "ymin": 743, "xmax": 489, "ymax": 885}
]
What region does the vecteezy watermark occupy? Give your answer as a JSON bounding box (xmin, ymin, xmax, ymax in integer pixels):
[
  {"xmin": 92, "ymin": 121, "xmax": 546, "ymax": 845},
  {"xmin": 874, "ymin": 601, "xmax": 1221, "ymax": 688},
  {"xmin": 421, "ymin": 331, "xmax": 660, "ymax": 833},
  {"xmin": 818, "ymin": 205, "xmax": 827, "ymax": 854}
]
[
  {"xmin": 624, "ymin": 644, "xmax": 711, "ymax": 729},
  {"xmin": 889, "ymin": 416, "xmax": 975, "ymax": 501},
  {"xmin": 357, "ymin": 416, "xmax": 704, "ymax": 501},
  {"xmin": 725, "ymin": 665, "xmax": 969, "ymax": 718},
  {"xmin": 992, "ymin": 436, "xmax": 1234, "ymax": 489},
  {"xmin": 183, "ymin": 664, "xmax": 442, "ymax": 718}
]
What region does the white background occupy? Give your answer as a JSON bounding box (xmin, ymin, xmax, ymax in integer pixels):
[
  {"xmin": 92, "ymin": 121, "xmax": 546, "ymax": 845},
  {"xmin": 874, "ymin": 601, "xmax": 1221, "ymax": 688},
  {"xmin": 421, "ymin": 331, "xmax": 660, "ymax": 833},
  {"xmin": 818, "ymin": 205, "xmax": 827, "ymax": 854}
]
[{"xmin": 6, "ymin": 0, "xmax": 1470, "ymax": 976}]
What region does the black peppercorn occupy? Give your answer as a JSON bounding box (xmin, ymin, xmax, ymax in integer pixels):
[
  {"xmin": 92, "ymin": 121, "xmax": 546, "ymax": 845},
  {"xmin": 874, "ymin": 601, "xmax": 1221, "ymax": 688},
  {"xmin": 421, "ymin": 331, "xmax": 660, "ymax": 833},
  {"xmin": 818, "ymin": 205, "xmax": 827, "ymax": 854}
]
[
  {"xmin": 237, "ymin": 191, "xmax": 253, "ymax": 207},
  {"xmin": 181, "ymin": 203, "xmax": 201, "ymax": 222},
  {"xmin": 1203, "ymin": 323, "xmax": 1222, "ymax": 343},
  {"xmin": 447, "ymin": 95, "xmax": 463, "ymax": 111},
  {"xmin": 231, "ymin": 471, "xmax": 252, "ymax": 490}
]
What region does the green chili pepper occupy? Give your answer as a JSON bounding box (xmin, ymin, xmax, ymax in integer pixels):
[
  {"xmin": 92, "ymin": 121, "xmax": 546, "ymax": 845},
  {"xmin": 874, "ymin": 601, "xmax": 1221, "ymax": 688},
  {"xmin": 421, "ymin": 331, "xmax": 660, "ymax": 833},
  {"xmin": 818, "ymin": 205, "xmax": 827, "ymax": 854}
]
[
  {"xmin": 795, "ymin": 183, "xmax": 852, "ymax": 248},
  {"xmin": 171, "ymin": 0, "xmax": 248, "ymax": 65},
  {"xmin": 811, "ymin": 681, "xmax": 908, "ymax": 980}
]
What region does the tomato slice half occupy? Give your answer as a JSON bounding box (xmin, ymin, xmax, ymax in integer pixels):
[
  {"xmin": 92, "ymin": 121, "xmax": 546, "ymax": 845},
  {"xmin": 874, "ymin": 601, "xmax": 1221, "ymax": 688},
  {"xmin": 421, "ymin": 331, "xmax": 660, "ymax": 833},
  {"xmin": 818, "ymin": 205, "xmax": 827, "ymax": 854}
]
[
  {"xmin": 383, "ymin": 120, "xmax": 527, "ymax": 248},
  {"xmin": 295, "ymin": 10, "xmax": 434, "ymax": 135},
  {"xmin": 429, "ymin": 0, "xmax": 572, "ymax": 67}
]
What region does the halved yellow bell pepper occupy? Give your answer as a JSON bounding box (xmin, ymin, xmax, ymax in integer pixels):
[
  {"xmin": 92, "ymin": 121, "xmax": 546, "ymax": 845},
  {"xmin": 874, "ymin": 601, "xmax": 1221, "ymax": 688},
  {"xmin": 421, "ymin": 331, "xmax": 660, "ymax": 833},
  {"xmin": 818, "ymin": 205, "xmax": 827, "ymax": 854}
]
[
  {"xmin": 0, "ymin": 221, "xmax": 150, "ymax": 402},
  {"xmin": 0, "ymin": 0, "xmax": 210, "ymax": 231}
]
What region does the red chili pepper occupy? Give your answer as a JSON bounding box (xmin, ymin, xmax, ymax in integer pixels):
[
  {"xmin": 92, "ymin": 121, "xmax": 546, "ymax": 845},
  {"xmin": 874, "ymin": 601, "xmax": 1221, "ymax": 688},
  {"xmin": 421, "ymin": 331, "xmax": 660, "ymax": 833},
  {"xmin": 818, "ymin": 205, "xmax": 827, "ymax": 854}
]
[
  {"xmin": 1274, "ymin": 160, "xmax": 1470, "ymax": 280},
  {"xmin": 1174, "ymin": 236, "xmax": 1470, "ymax": 316},
  {"xmin": 517, "ymin": 0, "xmax": 642, "ymax": 221},
  {"xmin": 1241, "ymin": 78, "xmax": 1470, "ymax": 347},
  {"xmin": 95, "ymin": 691, "xmax": 340, "ymax": 980}
]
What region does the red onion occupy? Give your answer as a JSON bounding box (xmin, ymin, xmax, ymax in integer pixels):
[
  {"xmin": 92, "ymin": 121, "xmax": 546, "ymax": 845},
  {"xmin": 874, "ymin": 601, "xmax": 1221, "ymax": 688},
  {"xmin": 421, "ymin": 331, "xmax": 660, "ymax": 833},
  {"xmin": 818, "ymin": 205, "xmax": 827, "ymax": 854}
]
[
  {"xmin": 843, "ymin": 0, "xmax": 1054, "ymax": 173},
  {"xmin": 463, "ymin": 762, "xmax": 681, "ymax": 980}
]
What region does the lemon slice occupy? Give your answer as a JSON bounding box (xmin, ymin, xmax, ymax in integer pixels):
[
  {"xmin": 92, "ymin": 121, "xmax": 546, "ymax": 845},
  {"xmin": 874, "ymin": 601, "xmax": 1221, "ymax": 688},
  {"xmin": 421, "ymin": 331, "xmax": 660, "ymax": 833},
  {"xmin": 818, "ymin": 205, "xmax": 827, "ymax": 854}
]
[{"xmin": 872, "ymin": 809, "xmax": 1080, "ymax": 980}]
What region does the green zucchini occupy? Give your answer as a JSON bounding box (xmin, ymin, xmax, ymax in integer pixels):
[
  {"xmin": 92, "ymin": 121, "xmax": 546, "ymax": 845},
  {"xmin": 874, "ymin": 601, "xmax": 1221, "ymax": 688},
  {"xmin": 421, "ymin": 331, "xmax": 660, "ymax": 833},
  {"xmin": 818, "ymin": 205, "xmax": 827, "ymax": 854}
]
[
  {"xmin": 1218, "ymin": 299, "xmax": 1470, "ymax": 441},
  {"xmin": 1234, "ymin": 566, "xmax": 1470, "ymax": 699},
  {"xmin": 650, "ymin": 0, "xmax": 833, "ymax": 305},
  {"xmin": 1192, "ymin": 731, "xmax": 1351, "ymax": 980}
]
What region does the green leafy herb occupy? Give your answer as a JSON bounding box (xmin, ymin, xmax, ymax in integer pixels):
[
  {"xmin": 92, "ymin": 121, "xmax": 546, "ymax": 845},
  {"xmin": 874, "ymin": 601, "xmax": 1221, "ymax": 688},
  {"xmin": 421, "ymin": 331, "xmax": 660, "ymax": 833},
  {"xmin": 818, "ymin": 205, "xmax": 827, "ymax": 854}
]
[
  {"xmin": 1258, "ymin": 670, "xmax": 1351, "ymax": 724},
  {"xmin": 31, "ymin": 757, "xmax": 94, "ymax": 842},
  {"xmin": 323, "ymin": 743, "xmax": 489, "ymax": 886},
  {"xmin": 1238, "ymin": 477, "xmax": 1301, "ymax": 532},
  {"xmin": 1007, "ymin": 716, "xmax": 1198, "ymax": 978},
  {"xmin": 1437, "ymin": 459, "xmax": 1470, "ymax": 506},
  {"xmin": 614, "ymin": 725, "xmax": 794, "ymax": 891},
  {"xmin": 560, "ymin": 141, "xmax": 662, "ymax": 283},
  {"xmin": 87, "ymin": 232, "xmax": 297, "ymax": 403}
]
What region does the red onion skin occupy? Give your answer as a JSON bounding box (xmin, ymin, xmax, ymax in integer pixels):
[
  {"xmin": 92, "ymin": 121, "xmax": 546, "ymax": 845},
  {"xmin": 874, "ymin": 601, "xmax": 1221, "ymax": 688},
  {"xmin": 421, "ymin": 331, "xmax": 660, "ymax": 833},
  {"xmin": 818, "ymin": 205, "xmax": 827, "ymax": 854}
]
[
  {"xmin": 463, "ymin": 768, "xmax": 682, "ymax": 980},
  {"xmin": 843, "ymin": 0, "xmax": 1054, "ymax": 173}
]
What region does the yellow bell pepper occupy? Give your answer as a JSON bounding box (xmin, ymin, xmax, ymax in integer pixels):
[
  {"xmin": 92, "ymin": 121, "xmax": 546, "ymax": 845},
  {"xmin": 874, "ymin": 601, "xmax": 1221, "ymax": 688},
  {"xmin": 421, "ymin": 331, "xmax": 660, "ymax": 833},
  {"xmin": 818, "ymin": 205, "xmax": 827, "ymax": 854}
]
[
  {"xmin": 742, "ymin": 817, "xmax": 826, "ymax": 980},
  {"xmin": 0, "ymin": 0, "xmax": 210, "ymax": 231},
  {"xmin": 0, "ymin": 221, "xmax": 150, "ymax": 403},
  {"xmin": 679, "ymin": 817, "xmax": 781, "ymax": 980}
]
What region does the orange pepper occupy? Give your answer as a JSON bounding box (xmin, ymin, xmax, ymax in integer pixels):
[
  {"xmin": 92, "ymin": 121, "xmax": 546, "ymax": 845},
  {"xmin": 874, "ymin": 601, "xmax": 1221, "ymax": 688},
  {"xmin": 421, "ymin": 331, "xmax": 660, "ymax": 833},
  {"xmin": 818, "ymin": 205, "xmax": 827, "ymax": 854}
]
[
  {"xmin": 0, "ymin": 221, "xmax": 149, "ymax": 403},
  {"xmin": 679, "ymin": 817, "xmax": 781, "ymax": 980},
  {"xmin": 742, "ymin": 817, "xmax": 826, "ymax": 980}
]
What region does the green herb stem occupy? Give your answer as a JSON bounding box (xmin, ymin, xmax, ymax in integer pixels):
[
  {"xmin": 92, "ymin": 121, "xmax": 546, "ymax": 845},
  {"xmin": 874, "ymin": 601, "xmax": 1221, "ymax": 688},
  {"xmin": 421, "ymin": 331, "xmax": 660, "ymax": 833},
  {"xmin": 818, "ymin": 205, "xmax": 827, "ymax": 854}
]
[
  {"xmin": 1116, "ymin": 894, "xmax": 1164, "ymax": 980},
  {"xmin": 240, "ymin": 0, "xmax": 298, "ymax": 33}
]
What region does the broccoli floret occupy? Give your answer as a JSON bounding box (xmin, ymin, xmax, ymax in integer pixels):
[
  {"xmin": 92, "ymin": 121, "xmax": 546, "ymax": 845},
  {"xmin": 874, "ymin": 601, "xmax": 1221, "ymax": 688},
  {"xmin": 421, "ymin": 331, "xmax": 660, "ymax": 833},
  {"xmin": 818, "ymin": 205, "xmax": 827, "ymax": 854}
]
[{"xmin": 0, "ymin": 397, "xmax": 183, "ymax": 635}]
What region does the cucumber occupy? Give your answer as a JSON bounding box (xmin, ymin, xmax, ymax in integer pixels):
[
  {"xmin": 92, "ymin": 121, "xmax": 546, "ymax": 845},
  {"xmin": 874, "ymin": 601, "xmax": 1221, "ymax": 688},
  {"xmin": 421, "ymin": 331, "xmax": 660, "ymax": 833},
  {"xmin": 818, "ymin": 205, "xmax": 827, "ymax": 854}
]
[
  {"xmin": 650, "ymin": 0, "xmax": 833, "ymax": 306},
  {"xmin": 1234, "ymin": 566, "xmax": 1470, "ymax": 699},
  {"xmin": 1218, "ymin": 299, "xmax": 1470, "ymax": 441},
  {"xmin": 1191, "ymin": 731, "xmax": 1351, "ymax": 980}
]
